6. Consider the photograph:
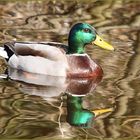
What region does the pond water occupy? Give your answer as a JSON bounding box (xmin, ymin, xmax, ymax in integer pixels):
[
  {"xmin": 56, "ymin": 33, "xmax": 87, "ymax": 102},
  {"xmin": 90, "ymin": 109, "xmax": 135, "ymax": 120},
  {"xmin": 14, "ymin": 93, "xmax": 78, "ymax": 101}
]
[{"xmin": 0, "ymin": 0, "xmax": 140, "ymax": 140}]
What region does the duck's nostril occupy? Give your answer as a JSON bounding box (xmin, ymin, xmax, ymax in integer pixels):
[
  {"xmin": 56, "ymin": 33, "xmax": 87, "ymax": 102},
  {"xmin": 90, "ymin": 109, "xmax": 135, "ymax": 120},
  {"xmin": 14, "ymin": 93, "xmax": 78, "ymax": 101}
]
[{"xmin": 100, "ymin": 39, "xmax": 102, "ymax": 41}]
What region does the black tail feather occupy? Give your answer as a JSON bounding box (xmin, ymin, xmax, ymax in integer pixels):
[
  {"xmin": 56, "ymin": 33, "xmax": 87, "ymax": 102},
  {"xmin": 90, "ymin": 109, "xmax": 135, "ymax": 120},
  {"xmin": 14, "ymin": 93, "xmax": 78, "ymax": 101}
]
[{"xmin": 4, "ymin": 43, "xmax": 14, "ymax": 61}]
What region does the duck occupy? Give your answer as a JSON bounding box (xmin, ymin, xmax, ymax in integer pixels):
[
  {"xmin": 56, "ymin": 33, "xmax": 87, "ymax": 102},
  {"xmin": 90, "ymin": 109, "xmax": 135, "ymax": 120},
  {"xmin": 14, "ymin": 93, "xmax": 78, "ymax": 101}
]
[{"xmin": 0, "ymin": 23, "xmax": 114, "ymax": 78}]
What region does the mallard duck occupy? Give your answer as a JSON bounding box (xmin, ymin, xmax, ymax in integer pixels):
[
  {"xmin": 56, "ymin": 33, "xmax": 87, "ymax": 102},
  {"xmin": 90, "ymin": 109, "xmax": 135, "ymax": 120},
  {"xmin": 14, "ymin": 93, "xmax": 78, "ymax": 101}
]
[{"xmin": 0, "ymin": 23, "xmax": 114, "ymax": 78}]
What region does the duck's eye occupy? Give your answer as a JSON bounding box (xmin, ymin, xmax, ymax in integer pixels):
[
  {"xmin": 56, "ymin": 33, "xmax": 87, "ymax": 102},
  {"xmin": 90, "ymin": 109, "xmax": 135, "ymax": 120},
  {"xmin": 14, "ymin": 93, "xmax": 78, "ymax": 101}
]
[{"xmin": 83, "ymin": 28, "xmax": 91, "ymax": 33}]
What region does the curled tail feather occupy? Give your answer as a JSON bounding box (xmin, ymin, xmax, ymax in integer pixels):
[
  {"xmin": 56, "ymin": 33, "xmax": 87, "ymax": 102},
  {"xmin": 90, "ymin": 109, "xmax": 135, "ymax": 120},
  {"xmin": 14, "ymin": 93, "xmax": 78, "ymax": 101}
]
[{"xmin": 0, "ymin": 43, "xmax": 15, "ymax": 60}]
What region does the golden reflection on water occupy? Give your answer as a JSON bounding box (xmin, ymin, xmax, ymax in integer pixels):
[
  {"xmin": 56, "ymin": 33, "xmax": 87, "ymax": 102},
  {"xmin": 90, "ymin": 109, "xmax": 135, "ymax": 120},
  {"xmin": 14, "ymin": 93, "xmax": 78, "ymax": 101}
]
[{"xmin": 0, "ymin": 0, "xmax": 140, "ymax": 139}]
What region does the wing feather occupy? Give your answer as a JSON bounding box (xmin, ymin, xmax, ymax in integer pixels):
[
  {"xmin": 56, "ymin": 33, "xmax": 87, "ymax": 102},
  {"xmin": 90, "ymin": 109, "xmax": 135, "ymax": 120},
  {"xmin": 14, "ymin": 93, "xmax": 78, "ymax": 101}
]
[{"xmin": 4, "ymin": 42, "xmax": 68, "ymax": 61}]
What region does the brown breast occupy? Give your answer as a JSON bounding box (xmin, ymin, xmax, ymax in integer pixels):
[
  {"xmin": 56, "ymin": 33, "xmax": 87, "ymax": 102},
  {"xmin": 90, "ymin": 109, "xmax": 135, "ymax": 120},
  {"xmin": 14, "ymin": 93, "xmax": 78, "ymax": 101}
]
[{"xmin": 66, "ymin": 54, "xmax": 103, "ymax": 78}]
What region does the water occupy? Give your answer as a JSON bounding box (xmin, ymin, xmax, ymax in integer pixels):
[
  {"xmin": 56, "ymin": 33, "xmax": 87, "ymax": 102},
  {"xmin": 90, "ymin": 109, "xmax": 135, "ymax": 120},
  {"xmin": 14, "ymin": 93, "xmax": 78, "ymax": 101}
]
[{"xmin": 0, "ymin": 0, "xmax": 140, "ymax": 139}]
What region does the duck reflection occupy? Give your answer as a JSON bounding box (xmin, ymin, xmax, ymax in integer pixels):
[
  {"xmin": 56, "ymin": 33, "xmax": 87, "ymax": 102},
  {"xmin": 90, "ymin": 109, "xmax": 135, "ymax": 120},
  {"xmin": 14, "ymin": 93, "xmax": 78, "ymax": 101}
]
[
  {"xmin": 7, "ymin": 67, "xmax": 113, "ymax": 127},
  {"xmin": 67, "ymin": 95, "xmax": 94, "ymax": 127},
  {"xmin": 7, "ymin": 67, "xmax": 102, "ymax": 97},
  {"xmin": 67, "ymin": 95, "xmax": 113, "ymax": 127}
]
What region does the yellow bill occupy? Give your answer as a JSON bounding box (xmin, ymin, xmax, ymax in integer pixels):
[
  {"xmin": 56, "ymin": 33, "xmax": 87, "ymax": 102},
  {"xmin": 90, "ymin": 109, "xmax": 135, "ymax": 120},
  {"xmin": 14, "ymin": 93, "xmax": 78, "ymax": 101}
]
[
  {"xmin": 92, "ymin": 107, "xmax": 113, "ymax": 117},
  {"xmin": 92, "ymin": 35, "xmax": 114, "ymax": 51}
]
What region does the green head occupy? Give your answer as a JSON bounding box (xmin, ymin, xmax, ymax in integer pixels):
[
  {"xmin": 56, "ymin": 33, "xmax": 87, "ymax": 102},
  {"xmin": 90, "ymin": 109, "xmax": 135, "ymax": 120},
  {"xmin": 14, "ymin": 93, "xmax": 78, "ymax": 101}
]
[{"xmin": 68, "ymin": 23, "xmax": 114, "ymax": 54}]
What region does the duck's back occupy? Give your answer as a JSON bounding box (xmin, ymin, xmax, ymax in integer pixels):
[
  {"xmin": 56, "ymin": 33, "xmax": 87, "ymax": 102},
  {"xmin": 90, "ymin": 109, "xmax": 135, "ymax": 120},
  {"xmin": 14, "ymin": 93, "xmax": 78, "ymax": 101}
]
[{"xmin": 4, "ymin": 42, "xmax": 69, "ymax": 76}]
